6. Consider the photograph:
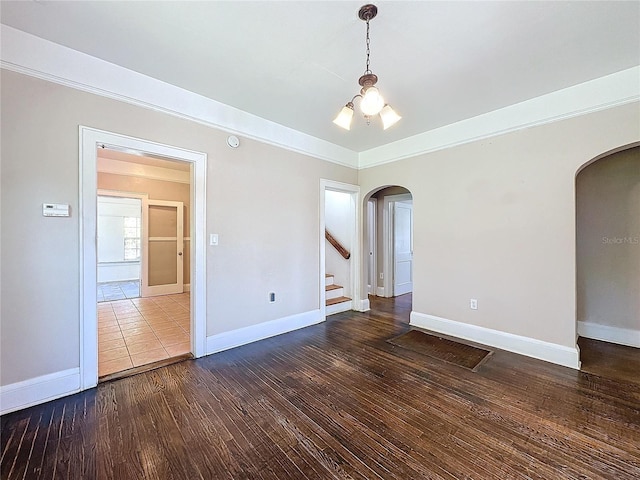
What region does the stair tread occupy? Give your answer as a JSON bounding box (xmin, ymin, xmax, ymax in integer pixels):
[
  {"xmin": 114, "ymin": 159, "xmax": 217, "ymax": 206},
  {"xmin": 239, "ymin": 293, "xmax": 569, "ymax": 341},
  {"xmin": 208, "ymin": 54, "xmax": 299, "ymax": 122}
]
[
  {"xmin": 326, "ymin": 296, "xmax": 351, "ymax": 306},
  {"xmin": 326, "ymin": 284, "xmax": 342, "ymax": 291}
]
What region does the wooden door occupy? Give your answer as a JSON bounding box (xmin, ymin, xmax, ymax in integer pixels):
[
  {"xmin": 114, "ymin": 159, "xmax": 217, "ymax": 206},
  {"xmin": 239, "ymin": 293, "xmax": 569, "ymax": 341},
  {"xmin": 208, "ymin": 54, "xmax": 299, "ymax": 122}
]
[{"xmin": 141, "ymin": 199, "xmax": 184, "ymax": 297}]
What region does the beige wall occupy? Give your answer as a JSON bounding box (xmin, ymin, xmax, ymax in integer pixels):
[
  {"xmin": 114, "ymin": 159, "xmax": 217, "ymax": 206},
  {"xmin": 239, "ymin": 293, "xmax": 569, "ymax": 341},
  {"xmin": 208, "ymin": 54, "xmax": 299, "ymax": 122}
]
[
  {"xmin": 577, "ymin": 147, "xmax": 640, "ymax": 331},
  {"xmin": 358, "ymin": 102, "xmax": 640, "ymax": 349},
  {"xmin": 0, "ymin": 70, "xmax": 357, "ymax": 386},
  {"xmin": 98, "ymin": 171, "xmax": 192, "ymax": 284}
]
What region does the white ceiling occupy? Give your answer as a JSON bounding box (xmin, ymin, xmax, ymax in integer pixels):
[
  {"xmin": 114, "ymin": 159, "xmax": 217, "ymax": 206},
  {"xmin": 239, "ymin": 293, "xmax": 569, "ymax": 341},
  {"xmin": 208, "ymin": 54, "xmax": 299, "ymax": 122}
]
[{"xmin": 1, "ymin": 1, "xmax": 638, "ymax": 153}]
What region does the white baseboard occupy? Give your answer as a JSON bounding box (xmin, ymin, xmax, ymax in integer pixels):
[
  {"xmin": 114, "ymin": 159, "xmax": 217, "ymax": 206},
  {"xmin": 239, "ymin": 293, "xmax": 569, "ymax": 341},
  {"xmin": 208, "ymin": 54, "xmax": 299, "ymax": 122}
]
[
  {"xmin": 578, "ymin": 321, "xmax": 640, "ymax": 348},
  {"xmin": 410, "ymin": 312, "xmax": 581, "ymax": 369},
  {"xmin": 183, "ymin": 283, "xmax": 191, "ymax": 292},
  {"xmin": 206, "ymin": 309, "xmax": 323, "ymax": 355},
  {"xmin": 376, "ymin": 287, "xmax": 385, "ymax": 297},
  {"xmin": 355, "ymin": 298, "xmax": 370, "ymax": 312},
  {"xmin": 0, "ymin": 368, "xmax": 81, "ymax": 415}
]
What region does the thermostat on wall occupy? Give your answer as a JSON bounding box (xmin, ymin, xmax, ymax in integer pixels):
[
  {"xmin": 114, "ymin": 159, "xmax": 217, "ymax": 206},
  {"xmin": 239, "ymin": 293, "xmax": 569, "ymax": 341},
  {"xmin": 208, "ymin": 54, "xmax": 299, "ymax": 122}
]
[{"xmin": 42, "ymin": 203, "xmax": 70, "ymax": 217}]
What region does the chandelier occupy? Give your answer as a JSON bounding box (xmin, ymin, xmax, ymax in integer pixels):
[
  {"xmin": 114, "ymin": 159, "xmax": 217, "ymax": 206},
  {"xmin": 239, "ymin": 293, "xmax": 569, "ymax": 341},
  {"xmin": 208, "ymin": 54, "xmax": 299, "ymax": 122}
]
[{"xmin": 333, "ymin": 4, "xmax": 401, "ymax": 131}]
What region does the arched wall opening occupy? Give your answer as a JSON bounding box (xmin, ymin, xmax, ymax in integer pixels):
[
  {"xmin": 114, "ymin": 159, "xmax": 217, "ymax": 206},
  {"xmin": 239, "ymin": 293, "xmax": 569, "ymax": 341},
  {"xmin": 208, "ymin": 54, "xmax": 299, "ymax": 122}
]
[
  {"xmin": 362, "ymin": 185, "xmax": 414, "ymax": 317},
  {"xmin": 576, "ymin": 144, "xmax": 640, "ymax": 349}
]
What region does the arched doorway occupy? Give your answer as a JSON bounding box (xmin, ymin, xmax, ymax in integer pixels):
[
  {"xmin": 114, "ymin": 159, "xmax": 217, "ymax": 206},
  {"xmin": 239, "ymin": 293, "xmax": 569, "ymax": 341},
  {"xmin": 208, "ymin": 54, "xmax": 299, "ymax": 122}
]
[
  {"xmin": 363, "ymin": 185, "xmax": 414, "ymax": 320},
  {"xmin": 576, "ymin": 145, "xmax": 639, "ymax": 380}
]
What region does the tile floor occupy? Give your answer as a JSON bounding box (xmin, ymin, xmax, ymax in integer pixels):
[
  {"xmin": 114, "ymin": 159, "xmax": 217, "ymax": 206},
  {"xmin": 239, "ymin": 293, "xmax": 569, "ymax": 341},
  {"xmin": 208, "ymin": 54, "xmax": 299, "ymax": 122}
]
[
  {"xmin": 97, "ymin": 280, "xmax": 140, "ymax": 302},
  {"xmin": 98, "ymin": 292, "xmax": 191, "ymax": 377}
]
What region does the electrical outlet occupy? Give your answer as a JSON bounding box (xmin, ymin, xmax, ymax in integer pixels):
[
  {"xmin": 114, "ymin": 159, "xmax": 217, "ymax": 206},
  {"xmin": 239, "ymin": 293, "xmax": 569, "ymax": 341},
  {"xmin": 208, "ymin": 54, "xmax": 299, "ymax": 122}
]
[
  {"xmin": 379, "ymin": 272, "xmax": 384, "ymax": 280},
  {"xmin": 470, "ymin": 299, "xmax": 478, "ymax": 310},
  {"xmin": 269, "ymin": 292, "xmax": 276, "ymax": 303}
]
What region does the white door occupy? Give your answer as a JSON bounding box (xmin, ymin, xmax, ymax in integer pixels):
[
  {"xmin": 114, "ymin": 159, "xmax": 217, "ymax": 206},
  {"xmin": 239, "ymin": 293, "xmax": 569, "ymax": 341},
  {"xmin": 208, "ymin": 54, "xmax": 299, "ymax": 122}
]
[
  {"xmin": 141, "ymin": 199, "xmax": 184, "ymax": 297},
  {"xmin": 367, "ymin": 199, "xmax": 376, "ymax": 294},
  {"xmin": 393, "ymin": 201, "xmax": 413, "ymax": 296}
]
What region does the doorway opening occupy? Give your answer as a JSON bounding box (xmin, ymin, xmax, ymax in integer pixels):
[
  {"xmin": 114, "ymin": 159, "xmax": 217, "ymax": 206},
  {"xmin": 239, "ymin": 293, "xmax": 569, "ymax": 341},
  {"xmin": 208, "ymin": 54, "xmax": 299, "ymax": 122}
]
[
  {"xmin": 320, "ymin": 180, "xmax": 361, "ymax": 316},
  {"xmin": 576, "ymin": 144, "xmax": 639, "ymax": 379},
  {"xmin": 97, "ymin": 194, "xmax": 143, "ymax": 301},
  {"xmin": 95, "ymin": 147, "xmax": 193, "ymax": 379},
  {"xmin": 80, "ymin": 127, "xmax": 207, "ymax": 391},
  {"xmin": 364, "ymin": 186, "xmax": 414, "ymax": 318}
]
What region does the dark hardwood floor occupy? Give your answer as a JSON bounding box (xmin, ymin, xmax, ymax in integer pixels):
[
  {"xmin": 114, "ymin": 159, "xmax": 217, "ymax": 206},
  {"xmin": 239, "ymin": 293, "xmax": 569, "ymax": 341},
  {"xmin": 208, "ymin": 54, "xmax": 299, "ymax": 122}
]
[{"xmin": 2, "ymin": 295, "xmax": 639, "ymax": 479}]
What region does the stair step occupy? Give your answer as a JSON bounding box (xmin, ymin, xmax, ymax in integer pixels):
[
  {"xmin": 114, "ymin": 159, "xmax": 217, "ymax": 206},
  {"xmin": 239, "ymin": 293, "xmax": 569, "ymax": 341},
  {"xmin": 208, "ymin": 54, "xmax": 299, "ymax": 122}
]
[
  {"xmin": 326, "ymin": 284, "xmax": 342, "ymax": 291},
  {"xmin": 326, "ymin": 286, "xmax": 344, "ymax": 300},
  {"xmin": 325, "ymin": 274, "xmax": 334, "ymax": 286},
  {"xmin": 326, "ymin": 296, "xmax": 351, "ymax": 306}
]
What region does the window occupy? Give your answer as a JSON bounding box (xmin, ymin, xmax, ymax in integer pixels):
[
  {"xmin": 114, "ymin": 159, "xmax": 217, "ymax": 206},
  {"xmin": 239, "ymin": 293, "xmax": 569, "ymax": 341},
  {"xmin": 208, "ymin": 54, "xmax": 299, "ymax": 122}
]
[{"xmin": 123, "ymin": 217, "xmax": 141, "ymax": 261}]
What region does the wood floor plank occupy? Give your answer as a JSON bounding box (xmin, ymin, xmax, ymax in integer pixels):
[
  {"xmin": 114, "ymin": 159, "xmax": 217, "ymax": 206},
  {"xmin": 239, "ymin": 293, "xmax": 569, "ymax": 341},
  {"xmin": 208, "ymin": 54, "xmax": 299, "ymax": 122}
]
[
  {"xmin": 312, "ymin": 314, "xmax": 636, "ymax": 478},
  {"xmin": 2, "ymin": 294, "xmax": 639, "ymax": 479}
]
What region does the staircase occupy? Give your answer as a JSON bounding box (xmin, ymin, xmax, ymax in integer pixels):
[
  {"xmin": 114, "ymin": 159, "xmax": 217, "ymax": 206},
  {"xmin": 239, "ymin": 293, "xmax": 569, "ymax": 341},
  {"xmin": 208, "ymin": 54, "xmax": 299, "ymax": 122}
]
[{"xmin": 325, "ymin": 274, "xmax": 352, "ymax": 315}]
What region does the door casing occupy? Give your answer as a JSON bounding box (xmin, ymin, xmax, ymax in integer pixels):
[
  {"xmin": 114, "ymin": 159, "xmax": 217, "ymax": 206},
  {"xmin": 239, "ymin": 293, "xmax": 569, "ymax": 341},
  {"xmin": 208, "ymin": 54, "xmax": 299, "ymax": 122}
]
[
  {"xmin": 367, "ymin": 199, "xmax": 377, "ymax": 295},
  {"xmin": 80, "ymin": 126, "xmax": 207, "ymax": 390}
]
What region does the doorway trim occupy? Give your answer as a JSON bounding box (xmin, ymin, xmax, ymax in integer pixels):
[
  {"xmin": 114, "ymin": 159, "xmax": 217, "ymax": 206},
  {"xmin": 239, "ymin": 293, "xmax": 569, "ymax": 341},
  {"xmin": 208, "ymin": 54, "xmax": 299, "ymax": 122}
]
[
  {"xmin": 320, "ymin": 179, "xmax": 362, "ymax": 316},
  {"xmin": 79, "ymin": 126, "xmax": 207, "ymax": 390},
  {"xmin": 383, "ymin": 193, "xmax": 412, "ymax": 297},
  {"xmin": 366, "ymin": 198, "xmax": 377, "ymax": 295}
]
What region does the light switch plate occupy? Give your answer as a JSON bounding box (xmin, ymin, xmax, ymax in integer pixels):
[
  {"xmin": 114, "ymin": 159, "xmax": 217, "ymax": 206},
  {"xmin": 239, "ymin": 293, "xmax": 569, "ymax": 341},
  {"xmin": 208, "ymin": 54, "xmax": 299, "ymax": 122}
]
[{"xmin": 210, "ymin": 234, "xmax": 219, "ymax": 246}]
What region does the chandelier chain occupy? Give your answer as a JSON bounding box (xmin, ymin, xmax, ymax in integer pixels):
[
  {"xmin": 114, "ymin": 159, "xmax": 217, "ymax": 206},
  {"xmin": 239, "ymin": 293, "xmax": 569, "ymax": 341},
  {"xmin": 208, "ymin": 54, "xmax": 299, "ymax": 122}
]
[{"xmin": 365, "ymin": 19, "xmax": 371, "ymax": 74}]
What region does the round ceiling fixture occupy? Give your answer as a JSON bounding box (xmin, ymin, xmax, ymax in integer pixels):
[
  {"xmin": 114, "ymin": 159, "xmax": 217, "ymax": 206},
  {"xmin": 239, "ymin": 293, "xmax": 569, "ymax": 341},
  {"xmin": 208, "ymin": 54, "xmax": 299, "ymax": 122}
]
[{"xmin": 226, "ymin": 135, "xmax": 240, "ymax": 148}]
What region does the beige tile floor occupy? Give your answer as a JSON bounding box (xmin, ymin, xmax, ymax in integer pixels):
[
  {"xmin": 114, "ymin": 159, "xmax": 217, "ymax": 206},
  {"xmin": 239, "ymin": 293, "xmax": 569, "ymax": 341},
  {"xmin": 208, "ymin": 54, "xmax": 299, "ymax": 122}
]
[{"xmin": 98, "ymin": 292, "xmax": 191, "ymax": 377}]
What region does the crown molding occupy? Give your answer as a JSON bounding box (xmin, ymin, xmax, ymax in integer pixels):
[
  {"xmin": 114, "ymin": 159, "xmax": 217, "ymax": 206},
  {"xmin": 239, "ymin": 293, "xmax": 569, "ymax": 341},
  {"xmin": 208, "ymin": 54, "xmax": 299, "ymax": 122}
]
[
  {"xmin": 97, "ymin": 157, "xmax": 191, "ymax": 184},
  {"xmin": 359, "ymin": 67, "xmax": 640, "ymax": 169},
  {"xmin": 0, "ymin": 25, "xmax": 358, "ymax": 169},
  {"xmin": 2, "ymin": 25, "xmax": 637, "ymax": 171}
]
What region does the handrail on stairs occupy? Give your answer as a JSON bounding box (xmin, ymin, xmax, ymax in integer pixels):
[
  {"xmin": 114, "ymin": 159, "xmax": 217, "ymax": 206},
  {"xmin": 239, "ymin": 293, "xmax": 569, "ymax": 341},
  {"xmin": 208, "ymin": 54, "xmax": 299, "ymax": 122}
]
[{"xmin": 325, "ymin": 229, "xmax": 350, "ymax": 260}]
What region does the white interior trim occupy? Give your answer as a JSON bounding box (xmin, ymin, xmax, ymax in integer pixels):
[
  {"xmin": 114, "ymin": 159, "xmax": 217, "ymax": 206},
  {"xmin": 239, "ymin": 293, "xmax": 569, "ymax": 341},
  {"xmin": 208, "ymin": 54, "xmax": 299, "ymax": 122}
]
[
  {"xmin": 0, "ymin": 368, "xmax": 80, "ymax": 416},
  {"xmin": 1, "ymin": 25, "xmax": 358, "ymax": 169},
  {"xmin": 578, "ymin": 321, "xmax": 640, "ymax": 348},
  {"xmin": 98, "ymin": 157, "xmax": 191, "ymax": 184},
  {"xmin": 366, "ymin": 198, "xmax": 377, "ymax": 296},
  {"xmin": 355, "ymin": 297, "xmax": 371, "ymax": 312},
  {"xmin": 207, "ymin": 309, "xmax": 322, "ymax": 355},
  {"xmin": 410, "ymin": 311, "xmax": 581, "ymax": 369},
  {"xmin": 2, "ymin": 25, "xmax": 637, "ymax": 170},
  {"xmin": 98, "ymin": 189, "xmax": 149, "ymax": 201},
  {"xmin": 80, "ymin": 126, "xmax": 207, "ymax": 391},
  {"xmin": 320, "ymin": 180, "xmax": 361, "ymax": 318}
]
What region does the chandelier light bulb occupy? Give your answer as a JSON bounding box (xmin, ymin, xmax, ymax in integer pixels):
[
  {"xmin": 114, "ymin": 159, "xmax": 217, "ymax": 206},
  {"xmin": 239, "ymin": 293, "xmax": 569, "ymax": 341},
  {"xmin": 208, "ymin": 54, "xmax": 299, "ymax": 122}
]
[
  {"xmin": 380, "ymin": 104, "xmax": 402, "ymax": 129},
  {"xmin": 360, "ymin": 86, "xmax": 385, "ymax": 116},
  {"xmin": 333, "ymin": 103, "xmax": 355, "ymax": 130}
]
